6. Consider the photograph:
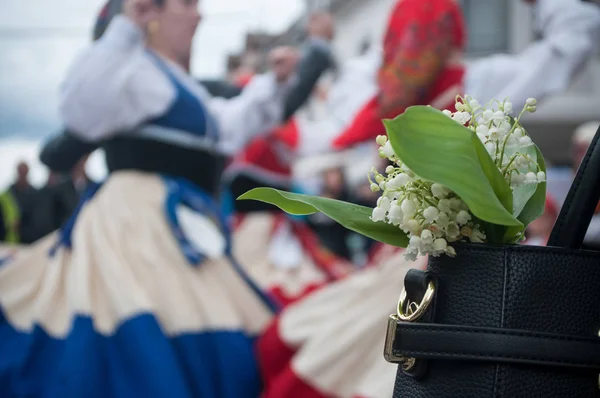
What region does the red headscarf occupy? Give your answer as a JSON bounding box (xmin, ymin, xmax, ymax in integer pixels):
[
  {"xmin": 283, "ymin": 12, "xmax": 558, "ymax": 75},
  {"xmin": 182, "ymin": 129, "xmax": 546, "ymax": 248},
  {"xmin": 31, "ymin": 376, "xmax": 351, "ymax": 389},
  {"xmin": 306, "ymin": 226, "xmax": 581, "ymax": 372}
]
[{"xmin": 332, "ymin": 0, "xmax": 466, "ymax": 149}]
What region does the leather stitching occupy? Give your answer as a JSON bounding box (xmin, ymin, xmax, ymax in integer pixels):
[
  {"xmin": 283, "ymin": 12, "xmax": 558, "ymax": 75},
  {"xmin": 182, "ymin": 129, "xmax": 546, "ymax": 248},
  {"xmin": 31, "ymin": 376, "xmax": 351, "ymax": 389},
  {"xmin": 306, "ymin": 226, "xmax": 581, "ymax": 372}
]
[
  {"xmin": 399, "ymin": 350, "xmax": 600, "ymax": 366},
  {"xmin": 398, "ymin": 326, "xmax": 600, "ymax": 343},
  {"xmin": 396, "ymin": 328, "xmax": 600, "ymax": 365},
  {"xmin": 453, "ymin": 245, "xmax": 600, "ymax": 257}
]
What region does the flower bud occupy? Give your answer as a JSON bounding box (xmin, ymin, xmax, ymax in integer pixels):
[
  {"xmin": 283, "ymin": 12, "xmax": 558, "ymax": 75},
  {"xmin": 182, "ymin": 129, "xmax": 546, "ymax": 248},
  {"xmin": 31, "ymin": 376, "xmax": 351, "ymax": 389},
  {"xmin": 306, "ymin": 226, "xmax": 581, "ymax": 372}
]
[
  {"xmin": 526, "ymin": 98, "xmax": 537, "ymax": 106},
  {"xmin": 519, "ymin": 136, "xmax": 532, "ymax": 146},
  {"xmin": 536, "ymin": 171, "xmax": 546, "ymax": 182},
  {"xmin": 482, "ymin": 110, "xmax": 494, "ymax": 123},
  {"xmin": 469, "ymin": 99, "xmax": 480, "ymax": 110},
  {"xmin": 401, "ymin": 199, "xmax": 417, "ymax": 217},
  {"xmin": 476, "ymin": 125, "xmax": 489, "ymax": 135},
  {"xmin": 377, "ymin": 196, "xmax": 391, "ymax": 212},
  {"xmin": 525, "ymin": 172, "xmax": 537, "ymax": 184},
  {"xmin": 405, "ymin": 219, "xmax": 421, "ymax": 235},
  {"xmin": 456, "ymin": 210, "xmax": 472, "ymax": 226},
  {"xmin": 421, "ymin": 229, "xmax": 434, "ymax": 245},
  {"xmin": 433, "ymin": 238, "xmax": 448, "ymax": 252},
  {"xmin": 370, "ymin": 206, "xmax": 386, "ymax": 222},
  {"xmin": 423, "ymin": 206, "xmax": 439, "ymax": 223}
]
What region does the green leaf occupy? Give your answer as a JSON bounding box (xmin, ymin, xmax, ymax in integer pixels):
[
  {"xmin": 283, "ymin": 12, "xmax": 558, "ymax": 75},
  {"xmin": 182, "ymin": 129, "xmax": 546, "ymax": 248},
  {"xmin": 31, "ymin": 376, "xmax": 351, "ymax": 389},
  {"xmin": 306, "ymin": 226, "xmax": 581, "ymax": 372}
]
[
  {"xmin": 516, "ymin": 145, "xmax": 547, "ymax": 227},
  {"xmin": 510, "ymin": 145, "xmax": 537, "ymax": 218},
  {"xmin": 502, "ymin": 145, "xmax": 547, "ymax": 243},
  {"xmin": 384, "ymin": 106, "xmax": 521, "ymax": 227},
  {"xmin": 238, "ymin": 188, "xmax": 409, "ymax": 248}
]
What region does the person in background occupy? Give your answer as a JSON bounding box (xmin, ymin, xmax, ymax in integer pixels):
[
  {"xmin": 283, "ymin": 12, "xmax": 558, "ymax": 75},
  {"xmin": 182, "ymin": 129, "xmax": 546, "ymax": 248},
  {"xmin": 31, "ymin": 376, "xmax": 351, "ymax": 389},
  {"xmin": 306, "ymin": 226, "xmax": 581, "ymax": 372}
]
[
  {"xmin": 306, "ymin": 167, "xmax": 352, "ymax": 259},
  {"xmin": 0, "ymin": 188, "xmax": 19, "ymax": 244},
  {"xmin": 30, "ymin": 171, "xmax": 62, "ymax": 241},
  {"xmin": 572, "ymin": 120, "xmax": 600, "ymax": 170},
  {"xmin": 226, "ymin": 54, "xmax": 256, "ymax": 87},
  {"xmin": 330, "ymin": 0, "xmax": 465, "ymax": 149},
  {"xmin": 1, "ymin": 161, "xmax": 38, "ymax": 244},
  {"xmin": 571, "ymin": 120, "xmax": 600, "ymax": 249},
  {"xmin": 466, "ymin": 0, "xmax": 600, "ymax": 110},
  {"xmin": 32, "ymin": 157, "xmax": 95, "ymax": 241},
  {"xmin": 54, "ymin": 155, "xmax": 95, "ymax": 223}
]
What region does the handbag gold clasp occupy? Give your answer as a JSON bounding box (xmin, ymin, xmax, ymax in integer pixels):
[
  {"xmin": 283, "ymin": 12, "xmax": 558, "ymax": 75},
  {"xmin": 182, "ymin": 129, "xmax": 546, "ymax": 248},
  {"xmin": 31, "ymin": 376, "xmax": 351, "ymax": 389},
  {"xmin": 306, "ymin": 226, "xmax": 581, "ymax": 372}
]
[
  {"xmin": 397, "ymin": 280, "xmax": 436, "ymax": 321},
  {"xmin": 384, "ymin": 280, "xmax": 436, "ymax": 371}
]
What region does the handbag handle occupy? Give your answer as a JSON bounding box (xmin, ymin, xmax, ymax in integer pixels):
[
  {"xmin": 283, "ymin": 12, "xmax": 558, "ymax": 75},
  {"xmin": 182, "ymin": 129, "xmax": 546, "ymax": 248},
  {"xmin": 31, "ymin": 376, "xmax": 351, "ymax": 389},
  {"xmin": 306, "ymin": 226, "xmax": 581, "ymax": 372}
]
[{"xmin": 547, "ymin": 124, "xmax": 600, "ymax": 249}]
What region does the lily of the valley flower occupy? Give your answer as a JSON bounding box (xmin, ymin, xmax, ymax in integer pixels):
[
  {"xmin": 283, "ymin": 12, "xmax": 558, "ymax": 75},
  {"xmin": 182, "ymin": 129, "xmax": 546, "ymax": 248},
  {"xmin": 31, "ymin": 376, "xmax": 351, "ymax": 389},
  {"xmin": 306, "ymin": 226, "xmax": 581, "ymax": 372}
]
[
  {"xmin": 444, "ymin": 95, "xmax": 544, "ymax": 189},
  {"xmin": 370, "ymin": 94, "xmax": 544, "ymax": 261},
  {"xmin": 368, "ymin": 160, "xmax": 486, "ymax": 260}
]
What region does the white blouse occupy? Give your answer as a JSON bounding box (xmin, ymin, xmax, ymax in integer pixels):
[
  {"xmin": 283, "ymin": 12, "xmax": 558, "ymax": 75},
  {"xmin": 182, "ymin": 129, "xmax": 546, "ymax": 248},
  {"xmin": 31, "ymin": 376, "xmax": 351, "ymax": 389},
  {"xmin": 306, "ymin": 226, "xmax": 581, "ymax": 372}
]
[
  {"xmin": 465, "ymin": 0, "xmax": 600, "ymax": 110},
  {"xmin": 59, "ymin": 15, "xmax": 293, "ymax": 156}
]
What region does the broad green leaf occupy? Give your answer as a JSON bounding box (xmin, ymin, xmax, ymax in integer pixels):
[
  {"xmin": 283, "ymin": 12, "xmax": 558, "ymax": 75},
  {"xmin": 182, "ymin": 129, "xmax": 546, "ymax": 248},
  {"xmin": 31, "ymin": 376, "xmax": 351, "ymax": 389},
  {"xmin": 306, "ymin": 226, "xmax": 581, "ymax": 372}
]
[
  {"xmin": 384, "ymin": 106, "xmax": 521, "ymax": 227},
  {"xmin": 238, "ymin": 188, "xmax": 409, "ymax": 247}
]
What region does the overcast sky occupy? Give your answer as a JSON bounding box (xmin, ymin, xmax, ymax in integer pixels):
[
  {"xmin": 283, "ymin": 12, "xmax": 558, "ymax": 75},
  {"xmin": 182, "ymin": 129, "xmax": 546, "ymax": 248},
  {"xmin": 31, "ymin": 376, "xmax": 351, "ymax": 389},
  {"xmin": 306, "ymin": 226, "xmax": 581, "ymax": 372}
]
[
  {"xmin": 0, "ymin": 0, "xmax": 304, "ymax": 139},
  {"xmin": 0, "ymin": 0, "xmax": 304, "ymax": 188}
]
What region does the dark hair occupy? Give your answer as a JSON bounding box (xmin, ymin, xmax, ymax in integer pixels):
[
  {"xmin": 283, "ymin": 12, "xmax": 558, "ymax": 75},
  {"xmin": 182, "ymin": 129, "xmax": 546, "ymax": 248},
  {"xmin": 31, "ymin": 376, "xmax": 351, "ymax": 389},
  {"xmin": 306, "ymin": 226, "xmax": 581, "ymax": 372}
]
[
  {"xmin": 93, "ymin": 1, "xmax": 120, "ymax": 41},
  {"xmin": 93, "ymin": 0, "xmax": 167, "ymax": 41}
]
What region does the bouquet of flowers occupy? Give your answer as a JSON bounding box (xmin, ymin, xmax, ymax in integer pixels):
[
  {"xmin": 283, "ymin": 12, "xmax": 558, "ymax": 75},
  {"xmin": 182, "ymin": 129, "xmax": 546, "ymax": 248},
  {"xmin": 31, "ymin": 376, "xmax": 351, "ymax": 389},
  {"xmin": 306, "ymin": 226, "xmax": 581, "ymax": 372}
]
[{"xmin": 239, "ymin": 96, "xmax": 546, "ymax": 261}]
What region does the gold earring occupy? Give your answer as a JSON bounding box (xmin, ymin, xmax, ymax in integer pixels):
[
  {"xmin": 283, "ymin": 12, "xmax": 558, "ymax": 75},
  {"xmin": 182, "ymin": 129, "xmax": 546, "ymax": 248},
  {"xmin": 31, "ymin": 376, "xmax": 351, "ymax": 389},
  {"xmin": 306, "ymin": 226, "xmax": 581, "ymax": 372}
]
[{"xmin": 147, "ymin": 20, "xmax": 160, "ymax": 37}]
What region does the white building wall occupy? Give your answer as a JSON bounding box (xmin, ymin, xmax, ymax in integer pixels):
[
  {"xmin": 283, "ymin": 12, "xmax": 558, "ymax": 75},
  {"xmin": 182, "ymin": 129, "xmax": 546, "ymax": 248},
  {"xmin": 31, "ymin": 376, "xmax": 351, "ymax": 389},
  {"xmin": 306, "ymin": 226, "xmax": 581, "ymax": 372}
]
[{"xmin": 329, "ymin": 0, "xmax": 396, "ymax": 59}]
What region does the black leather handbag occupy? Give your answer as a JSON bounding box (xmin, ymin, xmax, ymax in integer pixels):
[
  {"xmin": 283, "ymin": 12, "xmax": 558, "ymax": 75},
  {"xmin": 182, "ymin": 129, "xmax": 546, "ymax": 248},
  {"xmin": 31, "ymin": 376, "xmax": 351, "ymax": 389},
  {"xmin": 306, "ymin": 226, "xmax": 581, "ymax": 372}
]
[{"xmin": 385, "ymin": 125, "xmax": 600, "ymax": 397}]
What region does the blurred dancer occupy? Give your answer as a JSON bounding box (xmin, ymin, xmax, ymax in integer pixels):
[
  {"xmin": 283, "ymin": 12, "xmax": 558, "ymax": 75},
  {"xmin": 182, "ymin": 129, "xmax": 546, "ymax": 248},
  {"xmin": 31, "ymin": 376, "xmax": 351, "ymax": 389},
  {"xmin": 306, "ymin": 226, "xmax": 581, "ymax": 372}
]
[{"xmin": 0, "ymin": 0, "xmax": 330, "ymax": 397}]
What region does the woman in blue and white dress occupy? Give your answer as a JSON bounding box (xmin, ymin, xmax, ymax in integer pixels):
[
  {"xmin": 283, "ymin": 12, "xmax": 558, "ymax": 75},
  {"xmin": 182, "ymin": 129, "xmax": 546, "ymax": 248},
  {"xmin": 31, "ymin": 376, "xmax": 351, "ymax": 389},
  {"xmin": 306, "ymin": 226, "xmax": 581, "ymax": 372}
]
[{"xmin": 0, "ymin": 0, "xmax": 332, "ymax": 397}]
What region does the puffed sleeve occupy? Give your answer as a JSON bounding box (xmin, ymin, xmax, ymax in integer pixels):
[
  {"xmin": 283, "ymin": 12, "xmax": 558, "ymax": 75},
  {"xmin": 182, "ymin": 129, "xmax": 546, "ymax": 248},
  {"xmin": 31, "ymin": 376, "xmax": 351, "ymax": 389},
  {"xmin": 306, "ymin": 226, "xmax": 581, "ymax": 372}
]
[
  {"xmin": 210, "ymin": 72, "xmax": 294, "ymax": 156},
  {"xmin": 59, "ymin": 15, "xmax": 176, "ymax": 142}
]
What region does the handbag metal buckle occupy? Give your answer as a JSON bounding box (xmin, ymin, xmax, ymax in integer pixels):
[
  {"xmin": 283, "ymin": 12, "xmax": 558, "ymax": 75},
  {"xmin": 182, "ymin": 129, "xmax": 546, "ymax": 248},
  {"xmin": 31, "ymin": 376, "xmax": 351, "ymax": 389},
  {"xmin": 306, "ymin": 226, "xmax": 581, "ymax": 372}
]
[
  {"xmin": 384, "ymin": 280, "xmax": 436, "ymax": 370},
  {"xmin": 384, "ymin": 314, "xmax": 416, "ymax": 370},
  {"xmin": 397, "ymin": 280, "xmax": 436, "ymax": 322}
]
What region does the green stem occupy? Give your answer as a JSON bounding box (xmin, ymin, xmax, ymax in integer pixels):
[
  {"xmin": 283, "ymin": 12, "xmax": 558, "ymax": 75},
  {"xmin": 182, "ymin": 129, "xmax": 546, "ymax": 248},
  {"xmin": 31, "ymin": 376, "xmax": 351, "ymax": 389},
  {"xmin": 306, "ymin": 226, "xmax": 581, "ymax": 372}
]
[{"xmin": 501, "ymin": 154, "xmax": 519, "ymax": 176}]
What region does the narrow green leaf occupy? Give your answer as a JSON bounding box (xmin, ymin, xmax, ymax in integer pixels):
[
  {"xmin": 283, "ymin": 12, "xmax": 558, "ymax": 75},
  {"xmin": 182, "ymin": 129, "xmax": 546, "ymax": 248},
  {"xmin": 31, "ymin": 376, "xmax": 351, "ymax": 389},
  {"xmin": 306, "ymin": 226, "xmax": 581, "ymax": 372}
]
[
  {"xmin": 510, "ymin": 145, "xmax": 537, "ymax": 218},
  {"xmin": 384, "ymin": 106, "xmax": 521, "ymax": 227},
  {"xmin": 516, "ymin": 145, "xmax": 547, "ymax": 227},
  {"xmin": 502, "ymin": 145, "xmax": 547, "ymax": 243},
  {"xmin": 238, "ymin": 188, "xmax": 409, "ymax": 247}
]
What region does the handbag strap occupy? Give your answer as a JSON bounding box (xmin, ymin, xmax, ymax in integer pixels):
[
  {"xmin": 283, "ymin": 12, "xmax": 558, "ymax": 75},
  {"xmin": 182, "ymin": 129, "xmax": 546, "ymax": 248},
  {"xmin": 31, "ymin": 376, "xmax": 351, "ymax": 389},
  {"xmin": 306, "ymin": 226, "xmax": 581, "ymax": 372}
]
[
  {"xmin": 389, "ymin": 321, "xmax": 600, "ymax": 370},
  {"xmin": 548, "ymin": 124, "xmax": 600, "ymax": 249}
]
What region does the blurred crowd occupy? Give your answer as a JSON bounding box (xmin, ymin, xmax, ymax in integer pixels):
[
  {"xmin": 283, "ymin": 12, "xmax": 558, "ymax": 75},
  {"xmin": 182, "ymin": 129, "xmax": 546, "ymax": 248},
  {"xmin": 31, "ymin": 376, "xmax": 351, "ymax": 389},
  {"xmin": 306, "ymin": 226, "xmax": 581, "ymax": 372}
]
[{"xmin": 0, "ymin": 156, "xmax": 94, "ymax": 244}]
